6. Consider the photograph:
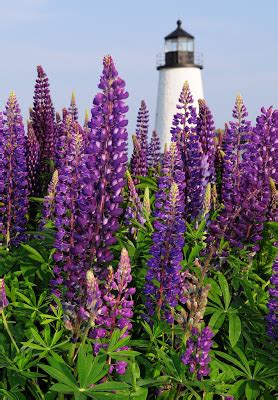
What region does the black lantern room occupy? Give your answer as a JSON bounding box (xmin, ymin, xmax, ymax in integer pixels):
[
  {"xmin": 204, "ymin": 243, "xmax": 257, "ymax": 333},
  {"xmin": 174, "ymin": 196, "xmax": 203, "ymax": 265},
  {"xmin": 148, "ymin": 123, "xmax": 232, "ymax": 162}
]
[{"xmin": 157, "ymin": 20, "xmax": 203, "ymax": 70}]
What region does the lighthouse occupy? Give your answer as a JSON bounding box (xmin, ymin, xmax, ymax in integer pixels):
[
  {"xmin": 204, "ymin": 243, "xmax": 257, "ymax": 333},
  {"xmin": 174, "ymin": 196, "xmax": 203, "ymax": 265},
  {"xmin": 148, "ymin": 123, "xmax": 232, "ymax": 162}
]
[{"xmin": 155, "ymin": 20, "xmax": 204, "ymax": 148}]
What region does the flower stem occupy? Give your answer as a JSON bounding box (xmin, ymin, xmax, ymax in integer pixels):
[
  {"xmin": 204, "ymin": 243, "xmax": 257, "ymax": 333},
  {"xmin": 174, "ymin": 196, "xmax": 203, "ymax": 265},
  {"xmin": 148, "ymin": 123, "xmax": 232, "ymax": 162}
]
[{"xmin": 2, "ymin": 310, "xmax": 19, "ymax": 353}]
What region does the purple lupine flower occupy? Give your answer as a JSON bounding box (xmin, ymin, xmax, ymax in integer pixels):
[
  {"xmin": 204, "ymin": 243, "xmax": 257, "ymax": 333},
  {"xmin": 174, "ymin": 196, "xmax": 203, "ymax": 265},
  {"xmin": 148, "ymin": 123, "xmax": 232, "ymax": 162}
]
[
  {"xmin": 126, "ymin": 170, "xmax": 145, "ymax": 226},
  {"xmin": 160, "ymin": 142, "xmax": 186, "ymax": 208},
  {"xmin": 68, "ymin": 92, "xmax": 78, "ymax": 121},
  {"xmin": 0, "ymin": 279, "xmax": 9, "ymax": 313},
  {"xmin": 170, "ymin": 81, "xmax": 197, "ymax": 152},
  {"xmin": 170, "ymin": 82, "xmax": 209, "ymax": 221},
  {"xmin": 31, "ymin": 65, "xmax": 56, "ymax": 193},
  {"xmin": 144, "ymin": 181, "xmax": 185, "ymax": 322},
  {"xmin": 26, "ymin": 121, "xmax": 40, "ymax": 195},
  {"xmin": 187, "ymin": 135, "xmax": 210, "ymax": 222},
  {"xmin": 92, "ymin": 248, "xmax": 135, "ymax": 375},
  {"xmin": 181, "ymin": 326, "xmax": 213, "ymax": 380},
  {"xmin": 130, "ymin": 134, "xmax": 147, "ymax": 180},
  {"xmin": 79, "ymin": 55, "xmax": 129, "ymax": 273},
  {"xmin": 266, "ymin": 258, "xmax": 278, "ymax": 340},
  {"xmin": 268, "ymin": 178, "xmax": 278, "ymax": 222},
  {"xmin": 133, "ymin": 100, "xmax": 149, "ymax": 176},
  {"xmin": 55, "ymin": 110, "xmax": 85, "ymax": 171},
  {"xmin": 208, "ymin": 103, "xmax": 277, "ymax": 253},
  {"xmin": 79, "ymin": 270, "xmax": 103, "ymax": 324},
  {"xmin": 136, "ymin": 100, "xmax": 149, "ymax": 154},
  {"xmin": 52, "ymin": 114, "xmax": 85, "ymax": 303},
  {"xmin": 0, "ymin": 93, "xmax": 29, "ymax": 247},
  {"xmin": 148, "ymin": 129, "xmax": 161, "ymax": 170},
  {"xmin": 82, "ymin": 109, "xmax": 90, "ymax": 148},
  {"xmin": 197, "ymin": 99, "xmax": 216, "ymax": 184},
  {"xmin": 41, "ymin": 170, "xmax": 59, "ymax": 228},
  {"xmin": 221, "ymin": 95, "xmax": 252, "ymax": 205}
]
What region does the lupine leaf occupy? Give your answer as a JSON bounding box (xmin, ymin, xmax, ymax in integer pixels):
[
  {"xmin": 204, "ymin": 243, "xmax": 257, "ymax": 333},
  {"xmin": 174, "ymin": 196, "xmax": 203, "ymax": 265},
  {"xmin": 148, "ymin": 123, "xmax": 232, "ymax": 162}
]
[
  {"xmin": 228, "ymin": 313, "xmax": 241, "ymax": 347},
  {"xmin": 217, "ymin": 273, "xmax": 231, "ymax": 310}
]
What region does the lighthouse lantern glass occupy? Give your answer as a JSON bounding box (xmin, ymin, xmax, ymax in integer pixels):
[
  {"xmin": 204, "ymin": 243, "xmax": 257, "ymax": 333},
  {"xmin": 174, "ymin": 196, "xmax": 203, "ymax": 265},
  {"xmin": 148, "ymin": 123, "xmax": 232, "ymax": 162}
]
[
  {"xmin": 165, "ymin": 39, "xmax": 178, "ymax": 52},
  {"xmin": 165, "ymin": 37, "xmax": 194, "ymax": 53},
  {"xmin": 178, "ymin": 37, "xmax": 194, "ymax": 52}
]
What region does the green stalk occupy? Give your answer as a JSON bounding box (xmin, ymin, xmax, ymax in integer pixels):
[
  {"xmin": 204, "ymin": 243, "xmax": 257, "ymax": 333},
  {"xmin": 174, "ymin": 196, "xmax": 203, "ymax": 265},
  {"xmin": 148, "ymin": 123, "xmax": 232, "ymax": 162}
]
[{"xmin": 2, "ymin": 310, "xmax": 19, "ymax": 353}]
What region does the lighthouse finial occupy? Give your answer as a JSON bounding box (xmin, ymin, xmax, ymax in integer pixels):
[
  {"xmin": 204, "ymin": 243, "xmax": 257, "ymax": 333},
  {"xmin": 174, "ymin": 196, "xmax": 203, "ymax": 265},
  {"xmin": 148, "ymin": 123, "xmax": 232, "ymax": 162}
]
[{"xmin": 177, "ymin": 19, "xmax": 182, "ymax": 28}]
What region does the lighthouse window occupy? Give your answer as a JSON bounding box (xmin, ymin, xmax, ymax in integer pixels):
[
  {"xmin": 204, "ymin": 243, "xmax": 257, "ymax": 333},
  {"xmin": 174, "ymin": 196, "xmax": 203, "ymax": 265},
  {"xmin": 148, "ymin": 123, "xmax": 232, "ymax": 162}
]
[
  {"xmin": 165, "ymin": 39, "xmax": 178, "ymax": 52},
  {"xmin": 178, "ymin": 38, "xmax": 194, "ymax": 52}
]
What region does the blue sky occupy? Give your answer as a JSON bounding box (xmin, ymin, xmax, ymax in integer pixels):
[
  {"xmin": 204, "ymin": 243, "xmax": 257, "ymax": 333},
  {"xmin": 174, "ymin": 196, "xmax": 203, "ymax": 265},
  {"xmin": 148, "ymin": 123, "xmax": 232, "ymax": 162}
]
[{"xmin": 0, "ymin": 0, "xmax": 277, "ymax": 137}]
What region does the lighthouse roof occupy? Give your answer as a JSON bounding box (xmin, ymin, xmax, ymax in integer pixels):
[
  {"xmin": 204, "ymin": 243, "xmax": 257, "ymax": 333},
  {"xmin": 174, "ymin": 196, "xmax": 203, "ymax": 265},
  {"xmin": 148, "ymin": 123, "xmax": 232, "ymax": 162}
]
[{"xmin": 165, "ymin": 20, "xmax": 194, "ymax": 40}]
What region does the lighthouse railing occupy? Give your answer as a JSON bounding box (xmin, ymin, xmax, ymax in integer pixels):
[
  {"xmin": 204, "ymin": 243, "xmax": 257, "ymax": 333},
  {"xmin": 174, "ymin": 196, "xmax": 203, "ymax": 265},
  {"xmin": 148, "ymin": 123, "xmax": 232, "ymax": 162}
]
[{"xmin": 156, "ymin": 52, "xmax": 204, "ymax": 68}]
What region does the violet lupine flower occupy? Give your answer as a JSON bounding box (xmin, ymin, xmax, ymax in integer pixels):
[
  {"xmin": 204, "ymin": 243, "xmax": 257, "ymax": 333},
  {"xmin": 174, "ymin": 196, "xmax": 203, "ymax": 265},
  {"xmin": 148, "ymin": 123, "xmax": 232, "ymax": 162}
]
[
  {"xmin": 31, "ymin": 65, "xmax": 56, "ymax": 192},
  {"xmin": 197, "ymin": 99, "xmax": 216, "ymax": 184},
  {"xmin": 160, "ymin": 142, "xmax": 186, "ymax": 209},
  {"xmin": 208, "ymin": 104, "xmax": 277, "ymax": 253},
  {"xmin": 170, "ymin": 81, "xmax": 197, "ymax": 155},
  {"xmin": 181, "ymin": 326, "xmax": 213, "ymax": 380},
  {"xmin": 266, "ymin": 258, "xmax": 278, "ymax": 340},
  {"xmin": 68, "ymin": 91, "xmax": 78, "ymax": 121},
  {"xmin": 26, "ymin": 121, "xmax": 40, "ymax": 195},
  {"xmin": 79, "ymin": 270, "xmax": 103, "ymax": 324},
  {"xmin": 0, "ymin": 93, "xmax": 29, "ymax": 247},
  {"xmin": 52, "ymin": 114, "xmax": 85, "ymax": 303},
  {"xmin": 148, "ymin": 129, "xmax": 161, "ymax": 170},
  {"xmin": 136, "ymin": 100, "xmax": 149, "ymax": 153},
  {"xmin": 126, "ymin": 170, "xmax": 145, "ymax": 226},
  {"xmin": 131, "ymin": 100, "xmax": 149, "ymax": 176},
  {"xmin": 130, "ymin": 134, "xmax": 147, "ymax": 180},
  {"xmin": 41, "ymin": 170, "xmax": 59, "ymax": 228},
  {"xmin": 144, "ymin": 181, "xmax": 185, "ymax": 323},
  {"xmin": 221, "ymin": 95, "xmax": 252, "ymax": 205},
  {"xmin": 80, "ymin": 55, "xmax": 129, "ymax": 272},
  {"xmin": 170, "ymin": 82, "xmax": 209, "ymax": 221},
  {"xmin": 92, "ymin": 248, "xmax": 135, "ymax": 375},
  {"xmin": 268, "ymin": 178, "xmax": 278, "ymax": 222},
  {"xmin": 177, "ymin": 268, "xmax": 211, "ymax": 331},
  {"xmin": 187, "ymin": 135, "xmax": 210, "ymax": 222},
  {"xmin": 0, "ymin": 278, "xmax": 9, "ymax": 313}
]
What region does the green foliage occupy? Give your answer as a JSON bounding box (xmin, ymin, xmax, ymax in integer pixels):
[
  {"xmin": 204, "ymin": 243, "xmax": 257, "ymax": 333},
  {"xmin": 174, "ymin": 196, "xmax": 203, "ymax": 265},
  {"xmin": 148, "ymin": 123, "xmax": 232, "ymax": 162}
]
[{"xmin": 0, "ymin": 175, "xmax": 277, "ymax": 399}]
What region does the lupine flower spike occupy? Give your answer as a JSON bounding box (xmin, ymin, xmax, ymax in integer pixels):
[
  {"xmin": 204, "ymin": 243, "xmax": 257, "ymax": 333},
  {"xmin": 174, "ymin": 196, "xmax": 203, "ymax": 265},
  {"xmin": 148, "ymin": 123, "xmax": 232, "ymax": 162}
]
[
  {"xmin": 0, "ymin": 93, "xmax": 29, "ymax": 247},
  {"xmin": 0, "ymin": 279, "xmax": 8, "ymax": 313},
  {"xmin": 68, "ymin": 91, "xmax": 78, "ymax": 121}
]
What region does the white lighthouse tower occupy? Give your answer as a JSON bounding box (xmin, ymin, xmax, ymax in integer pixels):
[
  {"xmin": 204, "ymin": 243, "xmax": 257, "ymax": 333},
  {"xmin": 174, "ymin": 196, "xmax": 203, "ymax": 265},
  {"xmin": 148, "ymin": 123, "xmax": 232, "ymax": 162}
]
[{"xmin": 155, "ymin": 20, "xmax": 204, "ymax": 148}]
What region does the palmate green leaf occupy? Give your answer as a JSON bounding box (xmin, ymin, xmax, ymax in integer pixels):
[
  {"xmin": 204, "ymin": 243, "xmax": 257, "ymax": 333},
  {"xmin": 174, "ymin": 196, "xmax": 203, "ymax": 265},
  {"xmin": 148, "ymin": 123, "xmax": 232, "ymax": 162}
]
[
  {"xmin": 110, "ymin": 350, "xmax": 141, "ymax": 358},
  {"xmin": 89, "ymin": 382, "xmax": 130, "ymax": 392},
  {"xmin": 214, "ymin": 351, "xmax": 249, "ymax": 376},
  {"xmin": 15, "ymin": 292, "xmax": 32, "ymax": 305},
  {"xmin": 20, "ymin": 244, "xmax": 45, "ymax": 263},
  {"xmin": 30, "ymin": 328, "xmax": 47, "ymax": 346},
  {"xmin": 217, "ymin": 272, "xmax": 231, "ymax": 310},
  {"xmin": 85, "ymin": 354, "xmax": 109, "ymax": 386},
  {"xmin": 228, "ymin": 313, "xmax": 241, "ymax": 347},
  {"xmin": 77, "ymin": 345, "xmax": 91, "ymax": 387},
  {"xmin": 209, "ymin": 310, "xmax": 226, "ymax": 331},
  {"xmin": 50, "ymin": 383, "xmax": 73, "ymax": 394},
  {"xmin": 21, "ymin": 342, "xmax": 46, "ymax": 351},
  {"xmin": 38, "ymin": 363, "xmax": 77, "ymax": 389},
  {"xmin": 0, "ymin": 389, "xmax": 19, "ymax": 400},
  {"xmin": 205, "ymin": 278, "xmax": 222, "ymax": 296},
  {"xmin": 229, "ymin": 379, "xmax": 247, "ymax": 397},
  {"xmin": 245, "ymin": 380, "xmax": 260, "ymax": 400},
  {"xmin": 187, "ymin": 244, "xmax": 202, "ymax": 266},
  {"xmin": 233, "ymin": 347, "xmax": 252, "ymax": 377},
  {"xmin": 155, "ymin": 349, "xmax": 179, "ymax": 378},
  {"xmin": 87, "ymin": 393, "xmax": 129, "ymax": 400},
  {"xmin": 130, "ymin": 387, "xmax": 148, "ymax": 399}
]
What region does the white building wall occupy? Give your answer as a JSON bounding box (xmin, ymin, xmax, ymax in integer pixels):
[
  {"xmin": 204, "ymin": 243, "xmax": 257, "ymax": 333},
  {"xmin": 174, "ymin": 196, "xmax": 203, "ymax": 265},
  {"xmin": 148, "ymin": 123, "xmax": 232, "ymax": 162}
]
[{"xmin": 155, "ymin": 67, "xmax": 204, "ymax": 149}]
